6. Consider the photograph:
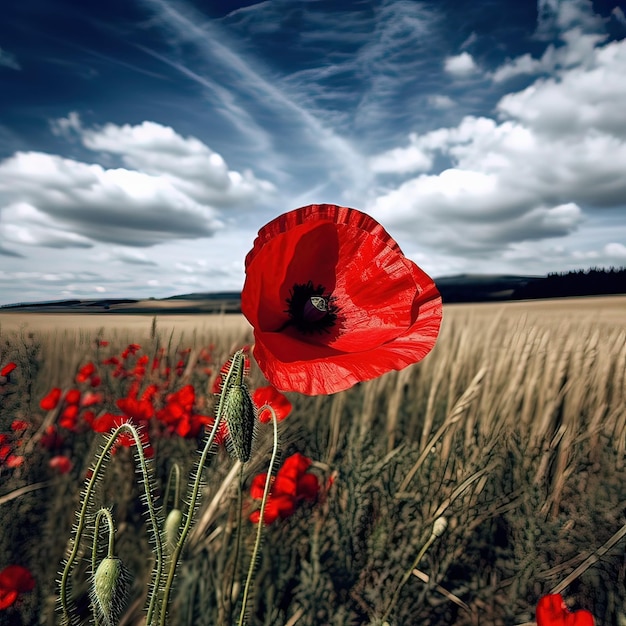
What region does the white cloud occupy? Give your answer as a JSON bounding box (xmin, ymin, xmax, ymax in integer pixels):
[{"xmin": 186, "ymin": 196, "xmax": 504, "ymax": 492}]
[
  {"xmin": 444, "ymin": 52, "xmax": 478, "ymax": 77},
  {"xmin": 367, "ymin": 37, "xmax": 626, "ymax": 259},
  {"xmin": 0, "ymin": 47, "xmax": 20, "ymax": 70},
  {"xmin": 427, "ymin": 94, "xmax": 455, "ymax": 109},
  {"xmin": 497, "ymin": 39, "xmax": 626, "ymax": 139},
  {"xmin": 369, "ymin": 133, "xmax": 433, "ymax": 174},
  {"xmin": 493, "ymin": 0, "xmax": 607, "ymax": 82},
  {"xmin": 0, "ymin": 117, "xmax": 281, "ymax": 255},
  {"xmin": 604, "ymin": 242, "xmax": 626, "ymax": 259},
  {"xmin": 53, "ymin": 116, "xmax": 276, "ymax": 206},
  {"xmin": 0, "ymin": 151, "xmax": 223, "ymax": 247}
]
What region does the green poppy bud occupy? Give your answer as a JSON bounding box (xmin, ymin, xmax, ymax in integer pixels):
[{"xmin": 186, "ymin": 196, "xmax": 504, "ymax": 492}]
[
  {"xmin": 90, "ymin": 556, "xmax": 128, "ymax": 626},
  {"xmin": 164, "ymin": 508, "xmax": 183, "ymax": 552}
]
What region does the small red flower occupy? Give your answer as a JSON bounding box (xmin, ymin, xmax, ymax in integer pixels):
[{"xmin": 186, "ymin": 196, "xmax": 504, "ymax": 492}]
[
  {"xmin": 10, "ymin": 420, "xmax": 28, "ymax": 432},
  {"xmin": 249, "ymin": 452, "xmax": 320, "ymax": 524},
  {"xmin": 64, "ymin": 389, "xmax": 81, "ymax": 405},
  {"xmin": 536, "ymin": 594, "xmax": 594, "ymax": 626},
  {"xmin": 75, "ymin": 362, "xmax": 96, "ymax": 383},
  {"xmin": 40, "ymin": 388, "xmax": 62, "ymax": 411},
  {"xmin": 49, "ymin": 455, "xmax": 72, "ymax": 474},
  {"xmin": 116, "ymin": 397, "xmax": 154, "ymax": 422},
  {"xmin": 80, "ymin": 391, "xmax": 103, "ymax": 408},
  {"xmin": 59, "ymin": 405, "xmax": 79, "ymax": 430},
  {"xmin": 1, "ymin": 362, "xmax": 17, "ymax": 377},
  {"xmin": 0, "ymin": 565, "xmax": 35, "ymax": 610},
  {"xmin": 39, "ymin": 425, "xmax": 64, "ymax": 450},
  {"xmin": 241, "ymin": 204, "xmax": 442, "ymax": 395},
  {"xmin": 5, "ymin": 455, "xmax": 24, "ymax": 468},
  {"xmin": 253, "ymin": 386, "xmax": 292, "ymax": 423}
]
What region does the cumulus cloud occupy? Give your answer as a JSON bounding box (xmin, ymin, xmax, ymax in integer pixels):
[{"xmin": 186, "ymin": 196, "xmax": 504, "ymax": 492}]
[
  {"xmin": 52, "ymin": 115, "xmax": 276, "ymax": 206},
  {"xmin": 444, "ymin": 52, "xmax": 478, "ymax": 77},
  {"xmin": 0, "ymin": 152, "xmax": 223, "ymax": 247},
  {"xmin": 492, "ymin": 0, "xmax": 607, "ymax": 82},
  {"xmin": 368, "ymin": 36, "xmax": 626, "ymax": 257},
  {"xmin": 604, "ymin": 242, "xmax": 626, "ymax": 259},
  {"xmin": 0, "ymin": 117, "xmax": 278, "ymax": 253}
]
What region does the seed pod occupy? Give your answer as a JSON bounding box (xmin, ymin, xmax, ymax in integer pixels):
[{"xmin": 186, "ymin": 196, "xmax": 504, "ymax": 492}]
[{"xmin": 90, "ymin": 556, "xmax": 128, "ymax": 626}]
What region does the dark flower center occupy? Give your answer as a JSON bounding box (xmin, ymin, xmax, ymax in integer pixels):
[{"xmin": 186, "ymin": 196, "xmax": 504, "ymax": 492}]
[{"xmin": 285, "ymin": 281, "xmax": 338, "ymax": 334}]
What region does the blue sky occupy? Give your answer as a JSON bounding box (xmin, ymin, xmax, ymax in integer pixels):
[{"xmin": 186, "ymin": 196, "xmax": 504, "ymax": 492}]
[{"xmin": 1, "ymin": 0, "xmax": 625, "ymax": 305}]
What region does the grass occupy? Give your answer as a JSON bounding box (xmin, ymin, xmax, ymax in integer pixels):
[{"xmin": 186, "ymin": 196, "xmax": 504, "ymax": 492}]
[{"xmin": 0, "ymin": 297, "xmax": 624, "ymax": 625}]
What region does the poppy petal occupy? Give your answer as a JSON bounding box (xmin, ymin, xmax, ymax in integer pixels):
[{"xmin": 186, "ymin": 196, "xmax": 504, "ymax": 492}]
[
  {"xmin": 241, "ymin": 204, "xmax": 442, "ymax": 395},
  {"xmin": 536, "ymin": 594, "xmax": 594, "ymax": 626}
]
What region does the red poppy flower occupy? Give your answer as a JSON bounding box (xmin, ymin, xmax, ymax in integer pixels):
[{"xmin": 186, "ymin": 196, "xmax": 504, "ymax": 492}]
[
  {"xmin": 0, "ymin": 565, "xmax": 35, "ymax": 609},
  {"xmin": 40, "ymin": 387, "xmax": 62, "ymax": 411},
  {"xmin": 64, "ymin": 389, "xmax": 81, "ymax": 405},
  {"xmin": 241, "ymin": 204, "xmax": 442, "ymax": 395},
  {"xmin": 49, "ymin": 455, "xmax": 72, "ymax": 474},
  {"xmin": 253, "ymin": 385, "xmax": 292, "ymax": 423},
  {"xmin": 249, "ymin": 452, "xmax": 320, "ymax": 524},
  {"xmin": 1, "ymin": 362, "xmax": 17, "ymax": 377},
  {"xmin": 5, "ymin": 455, "xmax": 24, "ymax": 468},
  {"xmin": 116, "ymin": 397, "xmax": 154, "ymax": 422},
  {"xmin": 536, "ymin": 594, "xmax": 594, "ymax": 626},
  {"xmin": 59, "ymin": 405, "xmax": 79, "ymax": 430},
  {"xmin": 39, "ymin": 425, "xmax": 64, "ymax": 450},
  {"xmin": 75, "ymin": 362, "xmax": 96, "ymax": 383}
]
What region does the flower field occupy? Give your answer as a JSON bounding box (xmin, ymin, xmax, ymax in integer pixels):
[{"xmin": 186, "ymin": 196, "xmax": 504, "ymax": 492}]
[{"xmin": 0, "ymin": 296, "xmax": 625, "ymax": 625}]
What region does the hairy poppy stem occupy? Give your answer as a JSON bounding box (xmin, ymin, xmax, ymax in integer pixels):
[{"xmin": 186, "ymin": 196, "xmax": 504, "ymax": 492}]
[
  {"xmin": 238, "ymin": 404, "xmax": 280, "ymax": 626},
  {"xmin": 92, "ymin": 508, "xmax": 116, "ymax": 566},
  {"xmin": 60, "ymin": 423, "xmax": 162, "ymax": 626},
  {"xmin": 159, "ymin": 350, "xmax": 247, "ymax": 626}
]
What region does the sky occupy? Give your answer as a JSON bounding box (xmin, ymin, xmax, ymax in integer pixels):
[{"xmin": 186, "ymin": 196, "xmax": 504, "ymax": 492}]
[{"xmin": 1, "ymin": 0, "xmax": 626, "ymax": 306}]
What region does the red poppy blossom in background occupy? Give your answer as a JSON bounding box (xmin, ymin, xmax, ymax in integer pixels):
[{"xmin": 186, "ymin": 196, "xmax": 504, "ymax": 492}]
[
  {"xmin": 0, "ymin": 362, "xmax": 17, "ymax": 377},
  {"xmin": 249, "ymin": 452, "xmax": 320, "ymax": 524},
  {"xmin": 253, "ymin": 385, "xmax": 292, "ymax": 423},
  {"xmin": 40, "ymin": 388, "xmax": 62, "ymax": 411},
  {"xmin": 75, "ymin": 362, "xmax": 96, "ymax": 383},
  {"xmin": 536, "ymin": 594, "xmax": 594, "ymax": 626},
  {"xmin": 241, "ymin": 204, "xmax": 443, "ymax": 395},
  {"xmin": 0, "ymin": 565, "xmax": 35, "ymax": 610},
  {"xmin": 49, "ymin": 455, "xmax": 72, "ymax": 474}
]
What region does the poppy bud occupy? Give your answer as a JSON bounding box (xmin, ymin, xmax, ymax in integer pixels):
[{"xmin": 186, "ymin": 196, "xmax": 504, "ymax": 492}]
[
  {"xmin": 223, "ymin": 382, "xmax": 256, "ymax": 463},
  {"xmin": 431, "ymin": 516, "xmax": 448, "ymax": 539},
  {"xmin": 220, "ymin": 351, "xmax": 256, "ymax": 463},
  {"xmin": 90, "ymin": 557, "xmax": 128, "ymax": 626},
  {"xmin": 164, "ymin": 508, "xmax": 183, "ymax": 552}
]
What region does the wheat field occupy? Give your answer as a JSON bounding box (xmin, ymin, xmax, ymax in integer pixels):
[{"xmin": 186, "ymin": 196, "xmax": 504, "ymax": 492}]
[{"xmin": 0, "ymin": 296, "xmax": 624, "ymax": 625}]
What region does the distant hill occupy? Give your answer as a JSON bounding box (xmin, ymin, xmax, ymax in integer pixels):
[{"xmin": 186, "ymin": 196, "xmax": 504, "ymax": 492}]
[
  {"xmin": 0, "ymin": 269, "xmax": 623, "ymax": 313},
  {"xmin": 434, "ymin": 274, "xmax": 537, "ymax": 303}
]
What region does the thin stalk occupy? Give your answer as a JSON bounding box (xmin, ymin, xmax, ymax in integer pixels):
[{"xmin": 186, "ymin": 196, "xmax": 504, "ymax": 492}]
[
  {"xmin": 380, "ymin": 519, "xmax": 446, "ymax": 624},
  {"xmin": 238, "ymin": 405, "xmax": 280, "ymax": 626},
  {"xmin": 159, "ymin": 350, "xmax": 246, "ymax": 626}
]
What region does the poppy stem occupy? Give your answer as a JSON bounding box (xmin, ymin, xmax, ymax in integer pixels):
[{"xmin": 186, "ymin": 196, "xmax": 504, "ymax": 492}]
[
  {"xmin": 158, "ymin": 406, "xmax": 228, "ymax": 626},
  {"xmin": 159, "ymin": 350, "xmax": 248, "ymax": 626},
  {"xmin": 60, "ymin": 423, "xmax": 162, "ymax": 626},
  {"xmin": 237, "ymin": 404, "xmax": 280, "ymax": 626},
  {"xmin": 92, "ymin": 508, "xmax": 116, "ymax": 567}
]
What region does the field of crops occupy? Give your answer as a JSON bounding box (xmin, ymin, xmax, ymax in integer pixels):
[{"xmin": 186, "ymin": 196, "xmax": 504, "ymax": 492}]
[{"xmin": 0, "ymin": 296, "xmax": 624, "ymax": 626}]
